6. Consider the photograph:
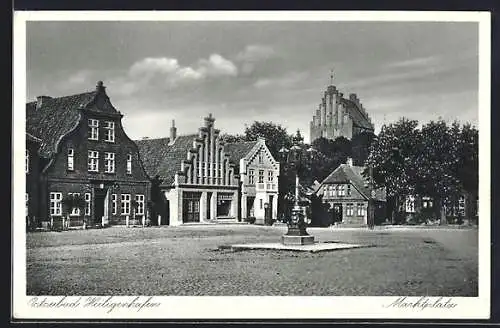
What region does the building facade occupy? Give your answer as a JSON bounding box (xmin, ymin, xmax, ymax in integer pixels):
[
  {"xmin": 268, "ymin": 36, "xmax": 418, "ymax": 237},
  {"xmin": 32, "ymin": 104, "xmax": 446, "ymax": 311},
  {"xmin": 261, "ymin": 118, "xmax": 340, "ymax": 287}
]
[
  {"xmin": 309, "ymin": 79, "xmax": 374, "ymax": 142},
  {"xmin": 26, "ymin": 81, "xmax": 150, "ymax": 228},
  {"xmin": 315, "ymin": 158, "xmax": 386, "ymax": 225},
  {"xmin": 224, "ymin": 138, "xmax": 280, "ymax": 224},
  {"xmin": 136, "ymin": 115, "xmax": 241, "ymax": 226},
  {"xmin": 25, "ymin": 133, "xmax": 43, "ymax": 230}
]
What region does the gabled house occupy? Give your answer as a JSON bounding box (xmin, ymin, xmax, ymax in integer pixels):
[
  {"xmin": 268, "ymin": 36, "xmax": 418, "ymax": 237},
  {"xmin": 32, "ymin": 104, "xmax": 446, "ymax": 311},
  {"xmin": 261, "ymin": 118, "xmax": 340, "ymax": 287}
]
[
  {"xmin": 315, "ymin": 158, "xmax": 386, "ymax": 225},
  {"xmin": 26, "ymin": 81, "xmax": 151, "ymax": 228},
  {"xmin": 224, "ymin": 137, "xmax": 280, "ymax": 224},
  {"xmin": 135, "ymin": 115, "xmax": 241, "ymax": 225}
]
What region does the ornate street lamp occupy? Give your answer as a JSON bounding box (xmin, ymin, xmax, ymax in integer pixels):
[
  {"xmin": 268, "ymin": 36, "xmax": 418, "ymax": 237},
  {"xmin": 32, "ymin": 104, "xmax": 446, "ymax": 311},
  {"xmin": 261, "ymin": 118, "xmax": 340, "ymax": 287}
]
[{"xmin": 278, "ymin": 133, "xmax": 315, "ymax": 245}]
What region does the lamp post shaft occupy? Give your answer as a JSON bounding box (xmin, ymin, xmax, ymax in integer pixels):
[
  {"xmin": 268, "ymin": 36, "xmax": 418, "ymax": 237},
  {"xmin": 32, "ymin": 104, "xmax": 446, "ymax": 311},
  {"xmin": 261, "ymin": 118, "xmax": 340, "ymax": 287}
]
[{"xmin": 295, "ymin": 173, "xmax": 299, "ymax": 207}]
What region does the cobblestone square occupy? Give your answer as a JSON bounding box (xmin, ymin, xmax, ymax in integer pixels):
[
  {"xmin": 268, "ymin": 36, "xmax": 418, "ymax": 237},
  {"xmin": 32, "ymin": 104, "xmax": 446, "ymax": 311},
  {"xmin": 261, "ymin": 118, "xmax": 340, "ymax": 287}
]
[{"xmin": 26, "ymin": 225, "xmax": 478, "ymax": 296}]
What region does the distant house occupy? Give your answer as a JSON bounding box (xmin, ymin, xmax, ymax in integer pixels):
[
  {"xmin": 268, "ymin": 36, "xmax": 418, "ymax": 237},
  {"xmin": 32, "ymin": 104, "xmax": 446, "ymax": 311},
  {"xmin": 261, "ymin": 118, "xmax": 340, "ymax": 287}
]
[
  {"xmin": 403, "ymin": 193, "xmax": 478, "ymax": 224},
  {"xmin": 26, "ymin": 81, "xmax": 151, "ymax": 228},
  {"xmin": 315, "ymin": 158, "xmax": 386, "ymax": 225},
  {"xmin": 224, "ymin": 138, "xmax": 280, "ymax": 224},
  {"xmin": 135, "ymin": 115, "xmax": 241, "ymax": 225}
]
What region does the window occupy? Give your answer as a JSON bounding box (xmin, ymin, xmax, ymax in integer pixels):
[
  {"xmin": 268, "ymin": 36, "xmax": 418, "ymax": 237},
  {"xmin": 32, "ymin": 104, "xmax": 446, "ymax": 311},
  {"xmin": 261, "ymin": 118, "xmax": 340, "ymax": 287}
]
[
  {"xmin": 121, "ymin": 194, "xmax": 131, "ymax": 215},
  {"xmin": 84, "ymin": 193, "xmax": 91, "ymax": 216},
  {"xmin": 126, "ymin": 154, "xmax": 132, "ymax": 174},
  {"xmin": 25, "ymin": 193, "xmax": 28, "ymax": 217},
  {"xmin": 25, "ymin": 149, "xmax": 29, "ymax": 173},
  {"xmin": 260, "ymin": 198, "xmax": 263, "ymax": 209},
  {"xmin": 88, "ymin": 150, "xmax": 99, "ymax": 172},
  {"xmin": 339, "ymin": 185, "xmax": 345, "ymax": 197},
  {"xmin": 458, "ymin": 195, "xmax": 466, "ymax": 217},
  {"xmin": 422, "ymin": 196, "xmax": 433, "ymax": 209},
  {"xmin": 135, "ymin": 194, "xmax": 145, "ymax": 215},
  {"xmin": 268, "ymin": 171, "xmax": 274, "ymax": 183},
  {"xmin": 68, "ymin": 193, "xmax": 80, "ymax": 216},
  {"xmin": 356, "ymin": 203, "xmax": 365, "ymax": 216},
  {"xmin": 104, "ymin": 121, "xmax": 115, "ymax": 142},
  {"xmin": 347, "ymin": 185, "xmax": 351, "ymax": 196},
  {"xmin": 104, "ymin": 152, "xmax": 115, "ymax": 173},
  {"xmin": 405, "ymin": 195, "xmax": 415, "ymax": 213},
  {"xmin": 258, "ymin": 170, "xmax": 264, "ymax": 183},
  {"xmin": 49, "ymin": 192, "xmax": 62, "ymax": 216},
  {"xmin": 248, "ymin": 169, "xmax": 255, "ymax": 184},
  {"xmin": 67, "ymin": 148, "xmax": 74, "ymax": 171},
  {"xmin": 346, "ymin": 203, "xmax": 354, "ymax": 216},
  {"xmin": 111, "ymin": 194, "xmax": 117, "ymax": 215},
  {"xmin": 329, "ymin": 185, "xmax": 334, "ymax": 197},
  {"xmin": 258, "ymin": 151, "xmax": 263, "ymax": 164},
  {"xmin": 88, "ymin": 119, "xmax": 99, "ymax": 140}
]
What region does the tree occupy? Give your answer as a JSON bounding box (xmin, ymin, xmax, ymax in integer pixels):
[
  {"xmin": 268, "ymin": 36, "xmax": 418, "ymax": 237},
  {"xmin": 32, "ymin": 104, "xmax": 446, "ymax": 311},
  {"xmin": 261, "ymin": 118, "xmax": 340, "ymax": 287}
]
[
  {"xmin": 365, "ymin": 118, "xmax": 421, "ymax": 224},
  {"xmin": 456, "ymin": 123, "xmax": 479, "ymax": 221},
  {"xmin": 219, "ymin": 133, "xmax": 246, "ymax": 143},
  {"xmin": 414, "ymin": 120, "xmax": 463, "ymax": 224},
  {"xmin": 351, "ymin": 131, "xmax": 376, "ymax": 166},
  {"xmin": 243, "ymin": 121, "xmax": 293, "ymax": 160}
]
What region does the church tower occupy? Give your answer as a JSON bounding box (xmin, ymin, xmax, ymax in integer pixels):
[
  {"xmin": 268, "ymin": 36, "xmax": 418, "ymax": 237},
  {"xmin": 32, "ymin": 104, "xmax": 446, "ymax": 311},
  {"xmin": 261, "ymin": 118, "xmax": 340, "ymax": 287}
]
[{"xmin": 309, "ymin": 70, "xmax": 374, "ymax": 143}]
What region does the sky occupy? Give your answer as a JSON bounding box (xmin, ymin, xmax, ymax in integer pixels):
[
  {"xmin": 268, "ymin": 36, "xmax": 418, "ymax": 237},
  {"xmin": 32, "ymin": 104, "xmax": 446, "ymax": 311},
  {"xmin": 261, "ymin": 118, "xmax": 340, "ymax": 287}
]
[{"xmin": 26, "ymin": 20, "xmax": 479, "ymax": 143}]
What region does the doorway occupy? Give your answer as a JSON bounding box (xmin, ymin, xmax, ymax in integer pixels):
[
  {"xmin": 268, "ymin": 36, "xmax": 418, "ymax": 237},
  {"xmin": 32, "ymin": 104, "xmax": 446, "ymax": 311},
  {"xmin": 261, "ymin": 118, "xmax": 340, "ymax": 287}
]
[
  {"xmin": 333, "ymin": 203, "xmax": 343, "ymax": 223},
  {"xmin": 183, "ymin": 192, "xmax": 201, "ymax": 223},
  {"xmin": 94, "ymin": 188, "xmax": 107, "ymax": 226}
]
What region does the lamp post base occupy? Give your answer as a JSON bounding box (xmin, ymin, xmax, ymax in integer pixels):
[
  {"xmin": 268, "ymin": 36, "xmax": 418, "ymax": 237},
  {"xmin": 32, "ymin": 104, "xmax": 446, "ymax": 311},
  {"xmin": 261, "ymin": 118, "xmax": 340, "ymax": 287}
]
[{"xmin": 281, "ymin": 234, "xmax": 315, "ymax": 245}]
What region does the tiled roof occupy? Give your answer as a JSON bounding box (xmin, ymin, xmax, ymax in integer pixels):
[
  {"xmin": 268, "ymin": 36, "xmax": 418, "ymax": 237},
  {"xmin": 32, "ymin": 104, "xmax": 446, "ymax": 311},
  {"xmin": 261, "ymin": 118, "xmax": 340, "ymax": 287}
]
[
  {"xmin": 320, "ymin": 164, "xmax": 386, "ymax": 201},
  {"xmin": 135, "ymin": 135, "xmax": 197, "ymax": 186},
  {"xmin": 134, "ymin": 137, "xmax": 171, "ymax": 179},
  {"xmin": 223, "ymin": 141, "xmax": 258, "ymax": 164},
  {"xmin": 26, "ymin": 91, "xmax": 98, "ymax": 158},
  {"xmin": 340, "ymin": 98, "xmax": 374, "ymax": 131},
  {"xmin": 26, "ymin": 132, "xmax": 42, "ymax": 143}
]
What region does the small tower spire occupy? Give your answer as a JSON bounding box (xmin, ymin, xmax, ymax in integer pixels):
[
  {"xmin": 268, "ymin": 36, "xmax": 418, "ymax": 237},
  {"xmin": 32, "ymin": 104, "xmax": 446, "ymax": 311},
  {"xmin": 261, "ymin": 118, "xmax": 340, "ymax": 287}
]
[{"xmin": 330, "ymin": 69, "xmax": 334, "ymax": 85}]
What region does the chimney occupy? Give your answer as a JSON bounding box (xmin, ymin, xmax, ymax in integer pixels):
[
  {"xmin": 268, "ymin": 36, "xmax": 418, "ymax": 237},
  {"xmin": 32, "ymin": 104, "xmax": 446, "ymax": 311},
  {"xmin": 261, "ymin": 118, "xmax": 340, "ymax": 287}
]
[
  {"xmin": 96, "ymin": 80, "xmax": 106, "ymax": 93},
  {"xmin": 36, "ymin": 96, "xmax": 52, "ymax": 109},
  {"xmin": 170, "ymin": 119, "xmax": 177, "ymax": 141},
  {"xmin": 346, "ymin": 157, "xmax": 353, "ymax": 166}
]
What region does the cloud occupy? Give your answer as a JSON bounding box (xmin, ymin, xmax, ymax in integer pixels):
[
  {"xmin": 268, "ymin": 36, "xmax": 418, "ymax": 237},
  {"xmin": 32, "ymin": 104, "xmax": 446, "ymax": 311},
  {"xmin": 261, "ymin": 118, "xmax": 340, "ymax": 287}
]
[
  {"xmin": 254, "ymin": 71, "xmax": 308, "ymax": 89},
  {"xmin": 129, "ymin": 54, "xmax": 237, "ymax": 82},
  {"xmin": 129, "ymin": 57, "xmax": 180, "ymax": 77},
  {"xmin": 236, "ymin": 44, "xmax": 276, "ymax": 62},
  {"xmin": 385, "ymin": 56, "xmax": 441, "ymax": 69}
]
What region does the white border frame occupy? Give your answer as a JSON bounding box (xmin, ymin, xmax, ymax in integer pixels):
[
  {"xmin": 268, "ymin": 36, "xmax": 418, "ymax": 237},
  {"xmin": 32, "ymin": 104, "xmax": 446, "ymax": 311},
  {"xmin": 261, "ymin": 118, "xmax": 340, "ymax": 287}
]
[{"xmin": 12, "ymin": 10, "xmax": 491, "ymax": 320}]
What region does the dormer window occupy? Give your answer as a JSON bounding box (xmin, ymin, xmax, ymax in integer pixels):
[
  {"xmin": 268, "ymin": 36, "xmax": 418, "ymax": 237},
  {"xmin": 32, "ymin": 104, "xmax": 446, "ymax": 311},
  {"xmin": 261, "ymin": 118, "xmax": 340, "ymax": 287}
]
[
  {"xmin": 258, "ymin": 151, "xmax": 263, "ymax": 164},
  {"xmin": 88, "ymin": 119, "xmax": 99, "ymax": 140},
  {"xmin": 67, "ymin": 148, "xmax": 74, "ymax": 171},
  {"xmin": 126, "ymin": 154, "xmax": 132, "ymax": 174},
  {"xmin": 104, "ymin": 121, "xmax": 115, "ymax": 142}
]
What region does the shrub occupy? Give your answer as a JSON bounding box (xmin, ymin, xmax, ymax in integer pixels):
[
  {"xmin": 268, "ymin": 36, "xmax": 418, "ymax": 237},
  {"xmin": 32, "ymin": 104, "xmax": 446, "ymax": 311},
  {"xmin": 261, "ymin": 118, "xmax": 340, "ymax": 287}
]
[{"xmin": 245, "ymin": 217, "xmax": 256, "ymax": 224}]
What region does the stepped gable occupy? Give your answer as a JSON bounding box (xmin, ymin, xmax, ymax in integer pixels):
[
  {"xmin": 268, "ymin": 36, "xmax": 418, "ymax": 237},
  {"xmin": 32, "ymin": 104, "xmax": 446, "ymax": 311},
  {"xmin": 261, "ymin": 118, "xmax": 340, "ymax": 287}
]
[
  {"xmin": 223, "ymin": 140, "xmax": 258, "ymax": 164},
  {"xmin": 26, "ymin": 91, "xmax": 97, "ymax": 158}
]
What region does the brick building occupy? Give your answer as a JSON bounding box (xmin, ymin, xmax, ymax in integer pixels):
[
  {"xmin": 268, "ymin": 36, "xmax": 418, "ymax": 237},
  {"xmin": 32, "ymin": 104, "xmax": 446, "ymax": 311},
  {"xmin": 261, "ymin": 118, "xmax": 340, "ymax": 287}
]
[
  {"xmin": 309, "ymin": 76, "xmax": 374, "ymax": 142},
  {"xmin": 25, "ymin": 133, "xmax": 43, "ymax": 230},
  {"xmin": 315, "ymin": 158, "xmax": 386, "ymax": 225},
  {"xmin": 224, "ymin": 138, "xmax": 280, "ymax": 224},
  {"xmin": 26, "ymin": 81, "xmax": 150, "ymax": 228},
  {"xmin": 136, "ymin": 115, "xmax": 241, "ymax": 225}
]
